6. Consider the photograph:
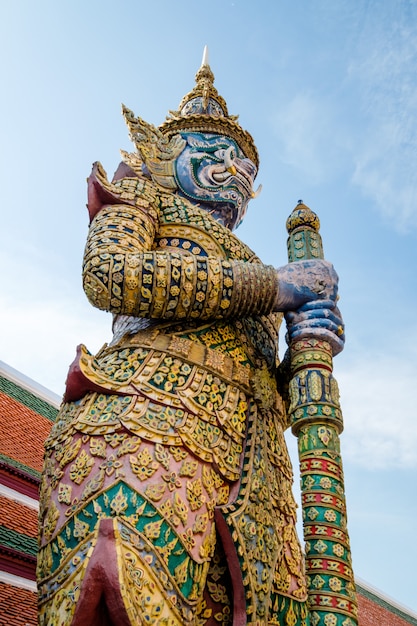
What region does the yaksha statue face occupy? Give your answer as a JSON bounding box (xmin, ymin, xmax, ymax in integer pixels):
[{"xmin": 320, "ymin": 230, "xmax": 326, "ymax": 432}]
[
  {"xmin": 174, "ymin": 132, "xmax": 257, "ymax": 230},
  {"xmin": 121, "ymin": 52, "xmax": 260, "ymax": 231}
]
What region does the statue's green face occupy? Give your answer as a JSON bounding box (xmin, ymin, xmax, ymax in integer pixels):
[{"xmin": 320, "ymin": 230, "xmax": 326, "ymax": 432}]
[{"xmin": 174, "ymin": 133, "xmax": 257, "ymax": 230}]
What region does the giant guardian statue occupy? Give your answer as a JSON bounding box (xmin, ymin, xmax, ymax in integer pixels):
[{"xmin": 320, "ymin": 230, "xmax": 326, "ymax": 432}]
[{"xmin": 38, "ymin": 49, "xmax": 357, "ymax": 626}]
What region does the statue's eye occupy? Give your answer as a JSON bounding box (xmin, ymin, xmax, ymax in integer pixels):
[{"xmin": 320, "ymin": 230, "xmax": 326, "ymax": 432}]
[{"xmin": 214, "ymin": 147, "xmax": 236, "ymax": 162}]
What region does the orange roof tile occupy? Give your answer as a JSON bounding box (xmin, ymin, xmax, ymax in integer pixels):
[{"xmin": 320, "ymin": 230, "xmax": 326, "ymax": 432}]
[
  {"xmin": 358, "ymin": 590, "xmax": 416, "ymax": 625},
  {"xmin": 0, "ymin": 581, "xmax": 37, "ymax": 625},
  {"xmin": 0, "ymin": 496, "xmax": 38, "ymax": 538},
  {"xmin": 0, "ymin": 392, "xmax": 52, "ymax": 473}
]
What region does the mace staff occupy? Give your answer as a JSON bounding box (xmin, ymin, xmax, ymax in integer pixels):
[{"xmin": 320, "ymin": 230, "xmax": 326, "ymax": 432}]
[{"xmin": 285, "ymin": 201, "xmax": 358, "ymax": 626}]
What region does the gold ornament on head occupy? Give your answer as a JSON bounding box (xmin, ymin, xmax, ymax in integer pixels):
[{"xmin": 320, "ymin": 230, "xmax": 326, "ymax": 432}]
[
  {"xmin": 120, "ymin": 106, "xmax": 186, "ymax": 189},
  {"xmin": 120, "ymin": 47, "xmax": 259, "ymax": 189},
  {"xmin": 159, "ymin": 46, "xmax": 259, "ymax": 168}
]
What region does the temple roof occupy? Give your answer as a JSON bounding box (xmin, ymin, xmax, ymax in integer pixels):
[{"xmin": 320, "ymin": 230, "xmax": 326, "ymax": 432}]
[
  {"xmin": 0, "ymin": 582, "xmax": 38, "ymax": 625},
  {"xmin": 0, "ymin": 496, "xmax": 38, "ymax": 538},
  {"xmin": 0, "ymin": 391, "xmax": 54, "ymax": 475},
  {"xmin": 0, "ymin": 363, "xmax": 58, "ymax": 478}
]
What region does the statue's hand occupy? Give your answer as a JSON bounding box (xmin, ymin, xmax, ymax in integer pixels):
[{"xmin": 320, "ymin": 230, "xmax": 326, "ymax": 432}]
[
  {"xmin": 285, "ymin": 300, "xmax": 345, "ymax": 355},
  {"xmin": 274, "ymin": 259, "xmax": 339, "ymax": 311}
]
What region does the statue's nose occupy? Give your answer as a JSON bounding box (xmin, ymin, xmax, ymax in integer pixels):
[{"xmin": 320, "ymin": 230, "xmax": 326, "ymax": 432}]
[{"xmin": 224, "ymin": 146, "xmax": 237, "ymax": 175}]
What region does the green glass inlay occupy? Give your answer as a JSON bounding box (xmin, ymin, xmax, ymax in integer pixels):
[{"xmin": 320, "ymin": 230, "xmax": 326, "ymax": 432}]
[{"xmin": 48, "ymin": 480, "xmax": 193, "ymax": 597}]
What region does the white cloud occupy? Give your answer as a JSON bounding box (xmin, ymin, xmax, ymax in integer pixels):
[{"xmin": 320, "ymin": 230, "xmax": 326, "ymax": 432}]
[
  {"xmin": 352, "ymin": 152, "xmax": 417, "ymax": 232},
  {"xmin": 271, "ymin": 92, "xmax": 341, "ymax": 184},
  {"xmin": 270, "ymin": 3, "xmax": 417, "ymax": 232},
  {"xmin": 337, "ymin": 346, "xmax": 417, "ymax": 469},
  {"xmin": 347, "ymin": 6, "xmax": 417, "ymax": 231},
  {"xmin": 0, "ymin": 291, "xmax": 111, "ymax": 396},
  {"xmin": 285, "ymin": 339, "xmax": 417, "ymax": 472},
  {"xmin": 0, "ymin": 244, "xmax": 111, "ymax": 396}
]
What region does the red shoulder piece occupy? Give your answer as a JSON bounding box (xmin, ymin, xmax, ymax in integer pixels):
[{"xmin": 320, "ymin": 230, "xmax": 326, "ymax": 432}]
[
  {"xmin": 63, "ymin": 345, "xmax": 127, "ymax": 402},
  {"xmin": 86, "ymin": 161, "xmax": 138, "ymax": 223}
]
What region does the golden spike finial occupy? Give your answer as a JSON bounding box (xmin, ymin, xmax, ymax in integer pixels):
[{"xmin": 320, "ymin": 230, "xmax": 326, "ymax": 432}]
[
  {"xmin": 158, "ymin": 45, "xmax": 260, "ymax": 168},
  {"xmin": 195, "ymin": 46, "xmax": 215, "ymax": 109},
  {"xmin": 201, "ymin": 45, "xmax": 210, "ymax": 67}
]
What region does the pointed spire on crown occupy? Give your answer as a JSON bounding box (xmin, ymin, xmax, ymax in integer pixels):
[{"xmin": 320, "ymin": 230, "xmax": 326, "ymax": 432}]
[
  {"xmin": 159, "ymin": 46, "xmax": 259, "ymax": 168},
  {"xmin": 201, "ymin": 44, "xmax": 209, "ymax": 66},
  {"xmin": 178, "ymin": 45, "xmax": 229, "ymax": 116},
  {"xmin": 196, "ymin": 46, "xmax": 215, "ymax": 110}
]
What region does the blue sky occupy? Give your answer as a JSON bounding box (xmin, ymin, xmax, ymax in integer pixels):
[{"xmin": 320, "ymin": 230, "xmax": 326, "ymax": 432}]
[{"xmin": 1, "ymin": 0, "xmax": 416, "ymax": 614}]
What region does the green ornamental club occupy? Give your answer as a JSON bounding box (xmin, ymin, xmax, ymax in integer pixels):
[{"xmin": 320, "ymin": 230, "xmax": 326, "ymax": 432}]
[{"xmin": 286, "ymin": 201, "xmax": 358, "ymax": 626}]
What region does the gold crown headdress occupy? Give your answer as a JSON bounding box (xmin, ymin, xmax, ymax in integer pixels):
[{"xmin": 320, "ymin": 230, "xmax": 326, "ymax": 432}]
[
  {"xmin": 159, "ymin": 46, "xmax": 259, "ymax": 168},
  {"xmin": 121, "ymin": 47, "xmax": 259, "ymax": 188}
]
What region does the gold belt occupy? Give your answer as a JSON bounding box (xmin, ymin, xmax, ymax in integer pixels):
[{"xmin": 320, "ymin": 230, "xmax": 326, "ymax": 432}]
[{"xmin": 113, "ymin": 328, "xmax": 253, "ymax": 393}]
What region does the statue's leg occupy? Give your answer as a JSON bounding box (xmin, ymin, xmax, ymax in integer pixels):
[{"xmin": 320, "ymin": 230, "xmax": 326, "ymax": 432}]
[
  {"xmin": 38, "ymin": 396, "xmax": 238, "ymax": 625},
  {"xmin": 63, "ymin": 519, "xmax": 131, "ymax": 626},
  {"xmin": 197, "ymin": 526, "xmax": 235, "ymax": 626},
  {"xmin": 38, "ymin": 514, "xmax": 197, "ymax": 626}
]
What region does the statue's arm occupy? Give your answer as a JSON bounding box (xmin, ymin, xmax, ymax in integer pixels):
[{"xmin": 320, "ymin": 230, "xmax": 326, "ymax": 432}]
[
  {"xmin": 83, "ymin": 203, "xmax": 279, "ymax": 320},
  {"xmin": 83, "ymin": 164, "xmax": 340, "ymax": 321}
]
